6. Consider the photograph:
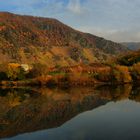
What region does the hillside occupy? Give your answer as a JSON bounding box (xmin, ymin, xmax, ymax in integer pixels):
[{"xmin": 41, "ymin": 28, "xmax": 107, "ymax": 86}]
[
  {"xmin": 0, "ymin": 12, "xmax": 128, "ymax": 67},
  {"xmin": 122, "ymin": 42, "xmax": 140, "ymax": 51}
]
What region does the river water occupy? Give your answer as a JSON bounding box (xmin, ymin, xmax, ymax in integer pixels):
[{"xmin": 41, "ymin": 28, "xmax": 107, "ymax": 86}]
[{"xmin": 0, "ymin": 84, "xmax": 140, "ymax": 140}]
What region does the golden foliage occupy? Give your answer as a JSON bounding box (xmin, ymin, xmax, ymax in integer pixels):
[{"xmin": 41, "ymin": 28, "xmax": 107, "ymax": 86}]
[
  {"xmin": 111, "ymin": 65, "xmax": 132, "ymax": 83},
  {"xmin": 7, "ymin": 63, "xmax": 25, "ymax": 80},
  {"xmin": 131, "ymin": 62, "xmax": 140, "ymax": 80}
]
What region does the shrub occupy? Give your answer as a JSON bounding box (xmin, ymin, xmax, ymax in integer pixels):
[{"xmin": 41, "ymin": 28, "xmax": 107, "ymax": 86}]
[
  {"xmin": 90, "ymin": 68, "xmax": 111, "ymax": 82},
  {"xmin": 131, "ymin": 62, "xmax": 140, "ymax": 80},
  {"xmin": 56, "ymin": 73, "xmax": 70, "ymax": 85},
  {"xmin": 0, "ymin": 63, "xmax": 8, "ymax": 80},
  {"xmin": 111, "ymin": 65, "xmax": 132, "ymax": 83},
  {"xmin": 29, "ymin": 63, "xmax": 48, "ymax": 78},
  {"xmin": 35, "ymin": 75, "xmax": 54, "ymax": 85},
  {"xmin": 6, "ymin": 64, "xmax": 25, "ymax": 80},
  {"xmin": 0, "ymin": 72, "xmax": 8, "ymax": 80}
]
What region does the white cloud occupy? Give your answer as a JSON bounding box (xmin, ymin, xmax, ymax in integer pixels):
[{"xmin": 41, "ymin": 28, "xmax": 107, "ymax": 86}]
[
  {"xmin": 67, "ymin": 0, "xmax": 83, "ymax": 14},
  {"xmin": 2, "ymin": 0, "xmax": 140, "ymax": 42},
  {"xmin": 78, "ymin": 26, "xmax": 140, "ymax": 42}
]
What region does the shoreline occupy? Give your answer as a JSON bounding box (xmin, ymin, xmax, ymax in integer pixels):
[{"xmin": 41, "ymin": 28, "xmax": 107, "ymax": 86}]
[{"xmin": 0, "ymin": 78, "xmax": 134, "ymax": 88}]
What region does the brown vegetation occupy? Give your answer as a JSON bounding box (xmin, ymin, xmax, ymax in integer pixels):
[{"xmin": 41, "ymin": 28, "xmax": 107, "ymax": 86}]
[
  {"xmin": 0, "ymin": 12, "xmax": 128, "ymax": 66},
  {"xmin": 0, "ymin": 62, "xmax": 137, "ymax": 87}
]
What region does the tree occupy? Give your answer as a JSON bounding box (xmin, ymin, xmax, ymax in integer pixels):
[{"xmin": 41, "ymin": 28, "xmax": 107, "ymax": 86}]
[
  {"xmin": 28, "ymin": 63, "xmax": 48, "ymax": 78},
  {"xmin": 111, "ymin": 65, "xmax": 132, "ymax": 83},
  {"xmin": 131, "ymin": 62, "xmax": 140, "ymax": 80},
  {"xmin": 6, "ymin": 63, "xmax": 25, "ymax": 80}
]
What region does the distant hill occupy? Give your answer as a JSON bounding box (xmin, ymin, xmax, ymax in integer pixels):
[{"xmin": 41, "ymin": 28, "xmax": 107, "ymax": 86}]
[
  {"xmin": 122, "ymin": 42, "xmax": 140, "ymax": 51},
  {"xmin": 0, "ymin": 12, "xmax": 128, "ymax": 66}
]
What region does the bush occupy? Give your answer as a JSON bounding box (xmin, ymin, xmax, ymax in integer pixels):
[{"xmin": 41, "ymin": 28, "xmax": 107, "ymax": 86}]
[
  {"xmin": 6, "ymin": 64, "xmax": 25, "ymax": 80},
  {"xmin": 131, "ymin": 62, "xmax": 140, "ymax": 80},
  {"xmin": 29, "ymin": 63, "xmax": 48, "ymax": 78},
  {"xmin": 0, "ymin": 72, "xmax": 8, "ymax": 80},
  {"xmin": 90, "ymin": 68, "xmax": 111, "ymax": 82},
  {"xmin": 0, "ymin": 63, "xmax": 8, "ymax": 80},
  {"xmin": 35, "ymin": 75, "xmax": 54, "ymax": 85},
  {"xmin": 111, "ymin": 65, "xmax": 132, "ymax": 83}
]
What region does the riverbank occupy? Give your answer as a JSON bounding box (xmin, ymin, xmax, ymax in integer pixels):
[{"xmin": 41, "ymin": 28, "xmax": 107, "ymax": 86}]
[
  {"xmin": 0, "ymin": 75, "xmax": 133, "ymax": 88},
  {"xmin": 0, "ymin": 62, "xmax": 139, "ymax": 87}
]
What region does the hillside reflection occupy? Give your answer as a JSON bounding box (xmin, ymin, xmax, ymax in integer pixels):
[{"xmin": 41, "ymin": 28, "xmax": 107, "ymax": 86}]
[{"xmin": 0, "ymin": 84, "xmax": 139, "ymax": 138}]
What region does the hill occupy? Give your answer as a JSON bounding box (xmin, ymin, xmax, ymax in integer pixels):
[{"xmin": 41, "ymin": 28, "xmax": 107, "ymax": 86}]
[
  {"xmin": 0, "ymin": 12, "xmax": 128, "ymax": 67},
  {"xmin": 122, "ymin": 42, "xmax": 140, "ymax": 51}
]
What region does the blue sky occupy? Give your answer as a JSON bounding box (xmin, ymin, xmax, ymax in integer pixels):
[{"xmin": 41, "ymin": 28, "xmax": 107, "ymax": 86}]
[{"xmin": 0, "ymin": 0, "xmax": 140, "ymax": 42}]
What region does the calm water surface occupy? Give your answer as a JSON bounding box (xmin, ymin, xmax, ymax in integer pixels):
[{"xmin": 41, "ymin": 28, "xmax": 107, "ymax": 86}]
[{"xmin": 0, "ymin": 85, "xmax": 140, "ymax": 140}]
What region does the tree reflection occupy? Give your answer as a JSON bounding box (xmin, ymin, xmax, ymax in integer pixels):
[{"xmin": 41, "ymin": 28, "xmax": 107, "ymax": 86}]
[{"xmin": 0, "ymin": 84, "xmax": 140, "ymax": 138}]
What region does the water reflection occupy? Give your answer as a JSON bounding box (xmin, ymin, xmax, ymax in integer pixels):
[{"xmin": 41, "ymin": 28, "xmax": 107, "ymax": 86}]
[{"xmin": 0, "ymin": 84, "xmax": 140, "ymax": 139}]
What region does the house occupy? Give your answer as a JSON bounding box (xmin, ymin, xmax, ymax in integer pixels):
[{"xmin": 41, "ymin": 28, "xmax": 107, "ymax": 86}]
[{"xmin": 21, "ymin": 64, "xmax": 31, "ymax": 72}]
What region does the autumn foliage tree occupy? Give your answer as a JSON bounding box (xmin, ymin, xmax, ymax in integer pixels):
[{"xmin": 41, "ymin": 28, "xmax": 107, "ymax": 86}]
[
  {"xmin": 111, "ymin": 65, "xmax": 132, "ymax": 83},
  {"xmin": 131, "ymin": 62, "xmax": 140, "ymax": 80},
  {"xmin": 6, "ymin": 64, "xmax": 25, "ymax": 80}
]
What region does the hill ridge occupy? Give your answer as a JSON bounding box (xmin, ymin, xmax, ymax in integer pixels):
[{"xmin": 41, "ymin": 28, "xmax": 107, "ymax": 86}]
[{"xmin": 0, "ymin": 12, "xmax": 128, "ymax": 66}]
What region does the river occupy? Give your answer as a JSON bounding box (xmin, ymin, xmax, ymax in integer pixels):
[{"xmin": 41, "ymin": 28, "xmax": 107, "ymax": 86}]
[{"xmin": 0, "ymin": 84, "xmax": 140, "ymax": 140}]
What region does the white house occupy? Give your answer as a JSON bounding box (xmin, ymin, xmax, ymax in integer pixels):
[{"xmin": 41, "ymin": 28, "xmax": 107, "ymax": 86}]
[{"xmin": 21, "ymin": 64, "xmax": 31, "ymax": 72}]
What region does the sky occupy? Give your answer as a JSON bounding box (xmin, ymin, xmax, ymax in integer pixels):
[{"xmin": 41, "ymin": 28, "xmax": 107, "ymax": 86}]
[{"xmin": 0, "ymin": 0, "xmax": 140, "ymax": 42}]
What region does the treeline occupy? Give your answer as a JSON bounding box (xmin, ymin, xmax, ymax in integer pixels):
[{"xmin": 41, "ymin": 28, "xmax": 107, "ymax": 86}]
[{"xmin": 0, "ymin": 62, "xmax": 139, "ymax": 87}]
